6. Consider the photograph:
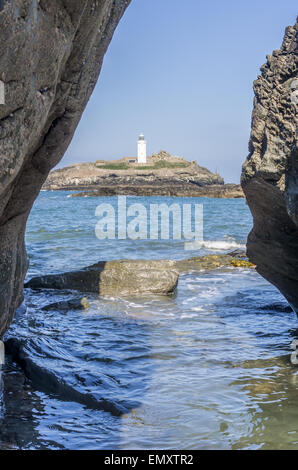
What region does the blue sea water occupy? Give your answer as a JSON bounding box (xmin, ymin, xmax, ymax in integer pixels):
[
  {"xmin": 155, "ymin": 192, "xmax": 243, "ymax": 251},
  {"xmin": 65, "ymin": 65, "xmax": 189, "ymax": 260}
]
[{"xmin": 1, "ymin": 191, "xmax": 298, "ymax": 450}]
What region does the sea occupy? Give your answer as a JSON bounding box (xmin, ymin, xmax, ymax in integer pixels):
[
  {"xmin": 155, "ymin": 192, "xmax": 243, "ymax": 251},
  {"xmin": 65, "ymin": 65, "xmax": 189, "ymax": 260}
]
[{"xmin": 1, "ymin": 190, "xmax": 298, "ymax": 450}]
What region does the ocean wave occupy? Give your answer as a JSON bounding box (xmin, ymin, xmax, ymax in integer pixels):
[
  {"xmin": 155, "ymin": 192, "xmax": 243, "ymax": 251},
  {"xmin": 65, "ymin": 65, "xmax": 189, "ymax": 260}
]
[{"xmin": 185, "ymin": 239, "xmax": 246, "ymax": 251}]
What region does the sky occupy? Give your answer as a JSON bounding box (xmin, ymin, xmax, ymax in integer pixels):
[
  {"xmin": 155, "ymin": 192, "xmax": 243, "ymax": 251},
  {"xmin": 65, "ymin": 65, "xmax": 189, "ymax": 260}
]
[{"xmin": 59, "ymin": 0, "xmax": 297, "ymax": 183}]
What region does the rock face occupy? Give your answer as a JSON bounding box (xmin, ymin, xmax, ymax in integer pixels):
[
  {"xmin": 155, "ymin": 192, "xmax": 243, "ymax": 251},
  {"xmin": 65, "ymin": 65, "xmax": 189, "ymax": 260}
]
[
  {"xmin": 68, "ymin": 183, "xmax": 244, "ymax": 198},
  {"xmin": 241, "ymin": 19, "xmax": 298, "ymax": 310},
  {"xmin": 25, "ymin": 260, "xmax": 179, "ymax": 296},
  {"xmin": 0, "ymin": 0, "xmax": 130, "ymax": 336}
]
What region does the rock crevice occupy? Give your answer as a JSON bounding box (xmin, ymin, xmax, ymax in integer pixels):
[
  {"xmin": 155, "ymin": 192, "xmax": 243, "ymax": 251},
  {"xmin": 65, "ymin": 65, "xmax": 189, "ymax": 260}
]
[{"xmin": 241, "ymin": 18, "xmax": 298, "ymax": 311}]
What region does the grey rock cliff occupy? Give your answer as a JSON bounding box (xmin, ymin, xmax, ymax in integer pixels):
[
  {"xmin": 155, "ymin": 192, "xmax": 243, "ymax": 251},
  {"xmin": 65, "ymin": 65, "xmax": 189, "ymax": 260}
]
[
  {"xmin": 241, "ymin": 19, "xmax": 298, "ymax": 310},
  {"xmin": 0, "ymin": 0, "xmax": 130, "ymax": 336}
]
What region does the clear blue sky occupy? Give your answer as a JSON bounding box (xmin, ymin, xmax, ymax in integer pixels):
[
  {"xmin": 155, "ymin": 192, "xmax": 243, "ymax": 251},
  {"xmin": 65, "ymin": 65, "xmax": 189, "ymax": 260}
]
[{"xmin": 59, "ymin": 0, "xmax": 297, "ymax": 183}]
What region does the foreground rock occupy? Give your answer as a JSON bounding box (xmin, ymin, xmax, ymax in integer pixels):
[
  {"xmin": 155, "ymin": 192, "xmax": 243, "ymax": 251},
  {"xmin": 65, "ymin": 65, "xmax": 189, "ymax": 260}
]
[
  {"xmin": 25, "ymin": 260, "xmax": 179, "ymax": 296},
  {"xmin": 69, "ymin": 183, "xmax": 244, "ymax": 198},
  {"xmin": 241, "ymin": 19, "xmax": 298, "ymax": 311},
  {"xmin": 5, "ymin": 337, "xmax": 133, "ymax": 416},
  {"xmin": 0, "ymin": 1, "xmax": 130, "ymax": 337},
  {"xmin": 25, "ymin": 252, "xmax": 255, "ymax": 298}
]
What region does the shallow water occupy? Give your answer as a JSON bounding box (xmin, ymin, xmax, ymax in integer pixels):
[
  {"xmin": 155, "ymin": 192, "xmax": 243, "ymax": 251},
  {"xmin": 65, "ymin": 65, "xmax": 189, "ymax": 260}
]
[{"xmin": 1, "ymin": 192, "xmax": 298, "ymax": 450}]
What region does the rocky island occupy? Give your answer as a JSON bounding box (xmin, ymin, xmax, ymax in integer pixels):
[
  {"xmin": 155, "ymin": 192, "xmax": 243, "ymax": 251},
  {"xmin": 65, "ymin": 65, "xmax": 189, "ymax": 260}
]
[{"xmin": 43, "ymin": 150, "xmax": 244, "ymax": 198}]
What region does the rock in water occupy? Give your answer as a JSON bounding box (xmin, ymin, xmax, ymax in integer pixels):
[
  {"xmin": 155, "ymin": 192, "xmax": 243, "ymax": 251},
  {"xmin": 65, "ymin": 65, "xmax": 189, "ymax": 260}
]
[
  {"xmin": 25, "ymin": 252, "xmax": 254, "ymax": 298},
  {"xmin": 25, "ymin": 260, "xmax": 179, "ymax": 296},
  {"xmin": 241, "ymin": 19, "xmax": 298, "ymax": 312},
  {"xmin": 0, "ymin": 0, "xmax": 131, "ymax": 336},
  {"xmin": 41, "ymin": 296, "xmax": 90, "ymax": 312}
]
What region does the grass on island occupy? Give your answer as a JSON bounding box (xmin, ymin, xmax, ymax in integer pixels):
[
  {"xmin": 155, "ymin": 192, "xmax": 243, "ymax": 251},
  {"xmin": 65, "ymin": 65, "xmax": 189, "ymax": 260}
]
[
  {"xmin": 95, "ymin": 162, "xmax": 130, "ymax": 170},
  {"xmin": 95, "ymin": 160, "xmax": 191, "ymax": 170}
]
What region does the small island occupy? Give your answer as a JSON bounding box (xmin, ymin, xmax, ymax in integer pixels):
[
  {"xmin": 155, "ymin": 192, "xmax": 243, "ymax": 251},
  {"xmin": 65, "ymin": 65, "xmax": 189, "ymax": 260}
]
[{"xmin": 44, "ymin": 135, "xmax": 244, "ymax": 198}]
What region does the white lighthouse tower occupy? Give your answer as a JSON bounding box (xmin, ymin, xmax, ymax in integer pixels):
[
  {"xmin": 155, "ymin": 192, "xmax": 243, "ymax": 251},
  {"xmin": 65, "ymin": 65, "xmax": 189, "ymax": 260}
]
[{"xmin": 137, "ymin": 133, "xmax": 147, "ymax": 164}]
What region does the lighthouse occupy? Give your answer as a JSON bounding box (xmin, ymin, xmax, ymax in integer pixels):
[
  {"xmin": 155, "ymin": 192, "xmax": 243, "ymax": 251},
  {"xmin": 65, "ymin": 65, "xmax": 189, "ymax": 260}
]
[{"xmin": 137, "ymin": 133, "xmax": 147, "ymax": 164}]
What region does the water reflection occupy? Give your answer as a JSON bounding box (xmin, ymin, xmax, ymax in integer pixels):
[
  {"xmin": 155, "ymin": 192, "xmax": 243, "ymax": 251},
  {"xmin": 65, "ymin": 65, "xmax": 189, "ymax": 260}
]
[{"xmin": 230, "ymin": 354, "xmax": 298, "ymax": 449}]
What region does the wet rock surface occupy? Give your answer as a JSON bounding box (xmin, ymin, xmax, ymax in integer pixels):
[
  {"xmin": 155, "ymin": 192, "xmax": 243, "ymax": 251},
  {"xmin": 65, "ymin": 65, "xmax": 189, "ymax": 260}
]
[
  {"xmin": 68, "ymin": 183, "xmax": 244, "ymax": 198},
  {"xmin": 41, "ymin": 296, "xmax": 90, "ymax": 312},
  {"xmin": 25, "ymin": 251, "xmax": 253, "ymax": 298},
  {"xmin": 25, "ymin": 259, "xmax": 180, "ymax": 296},
  {"xmin": 4, "ymin": 337, "xmax": 134, "ymax": 417},
  {"xmin": 175, "ymin": 251, "xmax": 254, "ymax": 273},
  {"xmin": 241, "ymin": 18, "xmax": 298, "ymax": 311}
]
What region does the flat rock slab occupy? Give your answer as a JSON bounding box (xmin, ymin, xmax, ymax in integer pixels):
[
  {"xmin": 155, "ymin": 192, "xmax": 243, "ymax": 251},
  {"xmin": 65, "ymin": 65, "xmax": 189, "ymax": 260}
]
[
  {"xmin": 25, "ymin": 252, "xmax": 253, "ymax": 298},
  {"xmin": 25, "ymin": 260, "xmax": 179, "ymax": 296}
]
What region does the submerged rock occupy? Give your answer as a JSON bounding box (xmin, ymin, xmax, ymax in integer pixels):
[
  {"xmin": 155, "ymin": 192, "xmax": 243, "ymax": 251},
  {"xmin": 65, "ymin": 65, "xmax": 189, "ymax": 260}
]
[
  {"xmin": 174, "ymin": 251, "xmax": 252, "ymax": 273},
  {"xmin": 241, "ymin": 19, "xmax": 298, "ymax": 311},
  {"xmin": 259, "ymin": 302, "xmax": 293, "ymax": 313},
  {"xmin": 0, "ymin": 341, "xmax": 4, "ymax": 365},
  {"xmin": 25, "ymin": 260, "xmax": 179, "ymax": 296},
  {"xmin": 229, "ymin": 259, "xmax": 255, "ymax": 268},
  {"xmin": 4, "ymin": 337, "xmax": 133, "ymax": 417},
  {"xmin": 41, "ymin": 296, "xmax": 90, "ymax": 312},
  {"xmin": 0, "ymin": 1, "xmax": 131, "ymax": 337}
]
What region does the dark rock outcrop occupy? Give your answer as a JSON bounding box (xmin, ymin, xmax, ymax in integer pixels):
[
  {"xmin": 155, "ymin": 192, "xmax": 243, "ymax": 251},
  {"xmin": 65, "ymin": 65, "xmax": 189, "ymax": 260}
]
[
  {"xmin": 5, "ymin": 337, "xmax": 133, "ymax": 416},
  {"xmin": 25, "ymin": 259, "xmax": 179, "ymax": 296},
  {"xmin": 0, "ymin": 0, "xmax": 130, "ymax": 336},
  {"xmin": 67, "ymin": 183, "xmax": 244, "ymax": 198},
  {"xmin": 241, "ymin": 19, "xmax": 298, "ymax": 310}
]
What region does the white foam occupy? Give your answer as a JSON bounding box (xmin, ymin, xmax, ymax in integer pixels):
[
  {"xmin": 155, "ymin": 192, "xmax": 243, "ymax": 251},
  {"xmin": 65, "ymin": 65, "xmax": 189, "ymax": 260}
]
[{"xmin": 185, "ymin": 239, "xmax": 246, "ymax": 252}]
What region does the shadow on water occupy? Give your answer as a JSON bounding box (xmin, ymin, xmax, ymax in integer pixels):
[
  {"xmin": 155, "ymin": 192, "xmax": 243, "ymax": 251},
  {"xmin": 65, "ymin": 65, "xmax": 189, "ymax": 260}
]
[
  {"xmin": 0, "ymin": 357, "xmax": 62, "ymax": 450},
  {"xmin": 229, "ymin": 353, "xmax": 298, "ymax": 450},
  {"xmin": 213, "ymin": 288, "xmax": 298, "ymax": 450}
]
